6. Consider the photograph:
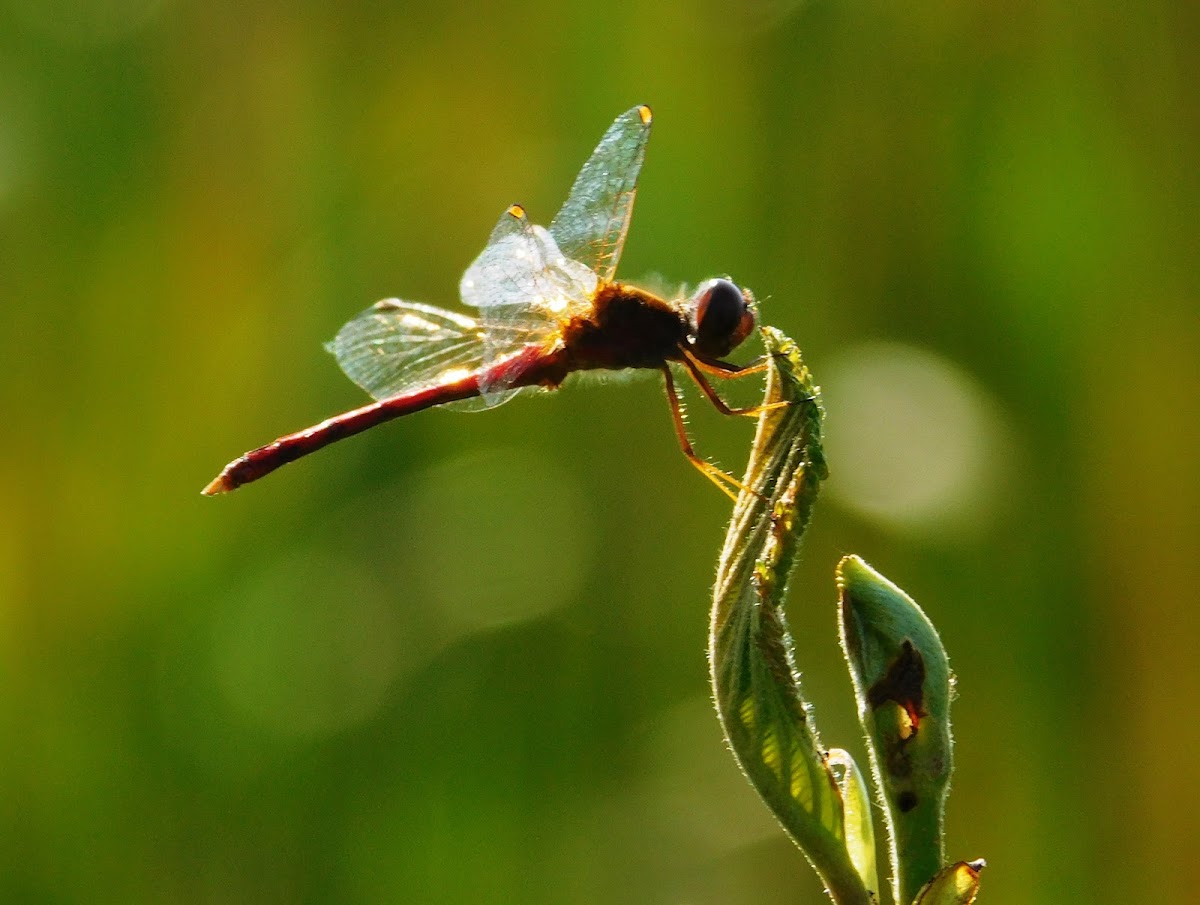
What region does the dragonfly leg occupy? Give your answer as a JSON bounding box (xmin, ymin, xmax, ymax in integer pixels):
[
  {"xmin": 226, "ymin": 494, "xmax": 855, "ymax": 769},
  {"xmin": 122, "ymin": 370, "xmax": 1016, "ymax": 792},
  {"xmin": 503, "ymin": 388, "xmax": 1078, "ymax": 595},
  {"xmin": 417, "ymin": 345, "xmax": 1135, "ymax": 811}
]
[
  {"xmin": 660, "ymin": 365, "xmax": 764, "ymax": 503},
  {"xmin": 679, "ymin": 352, "xmax": 789, "ymax": 418},
  {"xmin": 686, "ymin": 352, "xmax": 773, "ymax": 378}
]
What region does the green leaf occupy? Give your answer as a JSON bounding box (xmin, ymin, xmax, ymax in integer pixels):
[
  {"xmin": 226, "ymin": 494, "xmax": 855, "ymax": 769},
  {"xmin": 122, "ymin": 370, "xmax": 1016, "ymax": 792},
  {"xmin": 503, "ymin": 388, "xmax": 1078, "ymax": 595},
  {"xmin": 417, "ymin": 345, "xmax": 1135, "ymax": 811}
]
[
  {"xmin": 911, "ymin": 860, "xmax": 985, "ymax": 905},
  {"xmin": 837, "ymin": 556, "xmax": 955, "ymax": 904},
  {"xmin": 828, "ymin": 748, "xmax": 880, "ymax": 896},
  {"xmin": 709, "ymin": 328, "xmax": 875, "ymax": 905}
]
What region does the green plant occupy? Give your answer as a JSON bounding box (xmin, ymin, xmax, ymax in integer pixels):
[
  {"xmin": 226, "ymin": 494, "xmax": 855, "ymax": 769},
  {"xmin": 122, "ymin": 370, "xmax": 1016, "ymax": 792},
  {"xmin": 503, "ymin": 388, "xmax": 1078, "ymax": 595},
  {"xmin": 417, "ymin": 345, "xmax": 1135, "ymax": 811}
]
[{"xmin": 709, "ymin": 328, "xmax": 984, "ymax": 905}]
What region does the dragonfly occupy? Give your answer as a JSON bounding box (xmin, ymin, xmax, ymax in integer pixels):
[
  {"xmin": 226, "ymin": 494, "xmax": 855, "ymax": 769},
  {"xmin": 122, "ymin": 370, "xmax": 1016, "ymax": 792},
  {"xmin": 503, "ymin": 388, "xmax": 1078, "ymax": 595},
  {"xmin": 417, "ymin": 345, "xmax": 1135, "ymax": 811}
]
[{"xmin": 203, "ymin": 104, "xmax": 774, "ymax": 499}]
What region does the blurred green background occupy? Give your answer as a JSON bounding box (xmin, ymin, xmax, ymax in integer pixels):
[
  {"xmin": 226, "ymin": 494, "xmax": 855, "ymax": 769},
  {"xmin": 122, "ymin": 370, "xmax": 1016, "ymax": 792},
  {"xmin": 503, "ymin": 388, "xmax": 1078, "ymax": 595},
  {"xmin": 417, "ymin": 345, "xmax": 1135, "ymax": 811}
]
[{"xmin": 2, "ymin": 0, "xmax": 1197, "ymax": 902}]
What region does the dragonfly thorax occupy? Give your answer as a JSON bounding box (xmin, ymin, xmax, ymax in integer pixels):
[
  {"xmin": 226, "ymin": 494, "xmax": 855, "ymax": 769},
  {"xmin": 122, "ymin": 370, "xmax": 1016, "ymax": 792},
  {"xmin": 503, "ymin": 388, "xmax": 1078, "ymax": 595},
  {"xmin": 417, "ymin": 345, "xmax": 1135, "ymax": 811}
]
[{"xmin": 559, "ymin": 282, "xmax": 690, "ymax": 373}]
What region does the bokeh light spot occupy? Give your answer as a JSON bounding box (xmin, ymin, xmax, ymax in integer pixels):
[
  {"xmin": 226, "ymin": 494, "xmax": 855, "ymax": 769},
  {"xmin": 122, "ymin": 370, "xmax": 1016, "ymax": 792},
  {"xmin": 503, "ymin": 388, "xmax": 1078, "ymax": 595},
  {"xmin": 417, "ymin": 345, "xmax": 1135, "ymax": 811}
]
[
  {"xmin": 821, "ymin": 343, "xmax": 1008, "ymax": 536},
  {"xmin": 211, "ymin": 552, "xmax": 407, "ymax": 740},
  {"xmin": 388, "ymin": 447, "xmax": 594, "ymax": 635}
]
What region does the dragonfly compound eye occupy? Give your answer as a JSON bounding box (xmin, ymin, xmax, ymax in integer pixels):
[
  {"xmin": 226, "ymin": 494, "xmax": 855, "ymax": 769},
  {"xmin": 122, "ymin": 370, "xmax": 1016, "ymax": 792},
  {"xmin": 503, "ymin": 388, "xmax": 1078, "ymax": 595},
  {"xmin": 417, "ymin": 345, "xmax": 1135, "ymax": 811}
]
[{"xmin": 690, "ymin": 278, "xmax": 756, "ymax": 357}]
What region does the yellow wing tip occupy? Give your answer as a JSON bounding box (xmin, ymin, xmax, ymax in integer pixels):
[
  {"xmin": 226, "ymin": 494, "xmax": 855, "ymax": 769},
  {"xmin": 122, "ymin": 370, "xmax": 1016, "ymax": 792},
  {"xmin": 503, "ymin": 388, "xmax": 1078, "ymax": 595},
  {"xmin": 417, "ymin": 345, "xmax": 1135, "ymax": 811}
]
[
  {"xmin": 637, "ymin": 104, "xmax": 652, "ymax": 124},
  {"xmin": 506, "ymin": 203, "xmax": 526, "ymax": 220}
]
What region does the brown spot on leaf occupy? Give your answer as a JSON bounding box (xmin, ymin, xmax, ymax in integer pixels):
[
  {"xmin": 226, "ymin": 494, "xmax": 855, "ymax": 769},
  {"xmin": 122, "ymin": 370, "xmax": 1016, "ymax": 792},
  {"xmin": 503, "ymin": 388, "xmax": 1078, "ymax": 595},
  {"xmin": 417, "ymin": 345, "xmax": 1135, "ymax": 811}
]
[{"xmin": 867, "ymin": 640, "xmax": 926, "ymax": 735}]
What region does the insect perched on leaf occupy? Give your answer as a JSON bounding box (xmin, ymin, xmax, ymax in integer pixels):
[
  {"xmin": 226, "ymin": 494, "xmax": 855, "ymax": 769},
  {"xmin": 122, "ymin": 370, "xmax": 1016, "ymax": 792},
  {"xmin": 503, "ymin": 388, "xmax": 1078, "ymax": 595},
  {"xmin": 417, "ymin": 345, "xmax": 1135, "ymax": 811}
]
[{"xmin": 204, "ymin": 105, "xmax": 772, "ymax": 498}]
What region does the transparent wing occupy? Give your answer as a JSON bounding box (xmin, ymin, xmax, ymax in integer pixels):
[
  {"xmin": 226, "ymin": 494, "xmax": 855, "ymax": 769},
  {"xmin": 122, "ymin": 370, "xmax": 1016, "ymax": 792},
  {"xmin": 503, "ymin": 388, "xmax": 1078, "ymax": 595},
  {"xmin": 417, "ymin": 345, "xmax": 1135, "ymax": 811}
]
[
  {"xmin": 326, "ymin": 299, "xmax": 490, "ymax": 409},
  {"xmin": 460, "ymin": 204, "xmax": 597, "ymax": 405},
  {"xmin": 548, "ymin": 104, "xmax": 653, "ymax": 284}
]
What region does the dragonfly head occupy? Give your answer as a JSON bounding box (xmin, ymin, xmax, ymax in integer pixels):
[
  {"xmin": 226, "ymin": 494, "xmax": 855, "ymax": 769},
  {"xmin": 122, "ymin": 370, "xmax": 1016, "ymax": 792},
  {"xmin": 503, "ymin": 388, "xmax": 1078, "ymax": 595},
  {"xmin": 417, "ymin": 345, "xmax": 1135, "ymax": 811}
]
[{"xmin": 687, "ymin": 278, "xmax": 757, "ymax": 358}]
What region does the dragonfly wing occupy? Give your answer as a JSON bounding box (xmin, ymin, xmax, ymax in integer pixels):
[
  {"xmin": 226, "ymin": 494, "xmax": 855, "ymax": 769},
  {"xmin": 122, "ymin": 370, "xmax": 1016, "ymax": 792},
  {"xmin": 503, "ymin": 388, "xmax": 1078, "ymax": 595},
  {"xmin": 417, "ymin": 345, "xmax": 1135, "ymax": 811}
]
[
  {"xmin": 548, "ymin": 104, "xmax": 653, "ymax": 284},
  {"xmin": 327, "ymin": 299, "xmax": 494, "ymax": 411},
  {"xmin": 460, "ymin": 204, "xmax": 597, "ymax": 405}
]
